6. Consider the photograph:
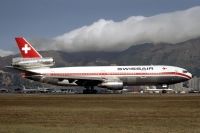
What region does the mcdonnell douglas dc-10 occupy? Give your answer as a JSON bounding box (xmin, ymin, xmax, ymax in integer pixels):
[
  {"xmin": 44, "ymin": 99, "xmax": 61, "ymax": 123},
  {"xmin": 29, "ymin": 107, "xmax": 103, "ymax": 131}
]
[{"xmin": 10, "ymin": 37, "xmax": 192, "ymax": 93}]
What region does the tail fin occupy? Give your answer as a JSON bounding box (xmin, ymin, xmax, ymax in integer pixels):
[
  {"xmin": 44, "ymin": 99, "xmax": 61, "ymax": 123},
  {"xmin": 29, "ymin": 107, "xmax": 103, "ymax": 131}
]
[{"xmin": 15, "ymin": 37, "xmax": 42, "ymax": 58}]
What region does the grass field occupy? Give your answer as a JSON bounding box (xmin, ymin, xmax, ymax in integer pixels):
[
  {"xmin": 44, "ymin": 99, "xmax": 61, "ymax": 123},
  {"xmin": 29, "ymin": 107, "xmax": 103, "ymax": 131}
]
[{"xmin": 0, "ymin": 94, "xmax": 200, "ymax": 133}]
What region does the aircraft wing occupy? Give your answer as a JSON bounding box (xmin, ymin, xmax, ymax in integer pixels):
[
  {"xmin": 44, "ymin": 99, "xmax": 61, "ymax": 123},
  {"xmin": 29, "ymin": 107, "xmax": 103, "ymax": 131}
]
[
  {"xmin": 43, "ymin": 75, "xmax": 105, "ymax": 86},
  {"xmin": 6, "ymin": 66, "xmax": 107, "ymax": 86},
  {"xmin": 32, "ymin": 74, "xmax": 121, "ymax": 86}
]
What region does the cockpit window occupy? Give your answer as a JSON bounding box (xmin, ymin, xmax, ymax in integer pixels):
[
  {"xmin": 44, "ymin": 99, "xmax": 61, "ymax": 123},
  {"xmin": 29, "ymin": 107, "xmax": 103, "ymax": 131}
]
[{"xmin": 183, "ymin": 70, "xmax": 188, "ymax": 73}]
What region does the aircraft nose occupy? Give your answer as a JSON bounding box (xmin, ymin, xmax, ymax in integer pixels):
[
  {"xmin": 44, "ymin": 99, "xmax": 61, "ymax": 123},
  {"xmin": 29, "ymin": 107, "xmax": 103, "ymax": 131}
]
[
  {"xmin": 189, "ymin": 73, "xmax": 193, "ymax": 79},
  {"xmin": 181, "ymin": 69, "xmax": 192, "ymax": 79}
]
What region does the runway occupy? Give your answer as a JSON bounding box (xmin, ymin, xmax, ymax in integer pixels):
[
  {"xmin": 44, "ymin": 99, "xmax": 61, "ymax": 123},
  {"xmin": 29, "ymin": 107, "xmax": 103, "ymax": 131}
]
[{"xmin": 0, "ymin": 94, "xmax": 199, "ymax": 133}]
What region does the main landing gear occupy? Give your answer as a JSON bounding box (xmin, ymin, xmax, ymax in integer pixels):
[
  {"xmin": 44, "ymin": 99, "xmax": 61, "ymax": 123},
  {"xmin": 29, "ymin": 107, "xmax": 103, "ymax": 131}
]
[{"xmin": 83, "ymin": 86, "xmax": 97, "ymax": 94}]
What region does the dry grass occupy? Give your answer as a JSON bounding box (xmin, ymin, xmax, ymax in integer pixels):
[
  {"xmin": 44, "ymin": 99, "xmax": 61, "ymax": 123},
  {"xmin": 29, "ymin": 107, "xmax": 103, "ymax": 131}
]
[{"xmin": 0, "ymin": 94, "xmax": 200, "ymax": 133}]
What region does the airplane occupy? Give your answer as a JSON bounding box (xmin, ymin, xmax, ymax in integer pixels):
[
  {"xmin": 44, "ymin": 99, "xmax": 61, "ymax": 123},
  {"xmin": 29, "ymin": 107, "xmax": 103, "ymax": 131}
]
[{"xmin": 10, "ymin": 37, "xmax": 192, "ymax": 93}]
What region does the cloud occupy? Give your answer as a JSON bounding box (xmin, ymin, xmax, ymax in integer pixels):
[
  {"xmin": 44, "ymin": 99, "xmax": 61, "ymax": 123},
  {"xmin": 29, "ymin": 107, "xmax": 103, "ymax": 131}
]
[
  {"xmin": 37, "ymin": 6, "xmax": 200, "ymax": 52},
  {"xmin": 0, "ymin": 49, "xmax": 14, "ymax": 57}
]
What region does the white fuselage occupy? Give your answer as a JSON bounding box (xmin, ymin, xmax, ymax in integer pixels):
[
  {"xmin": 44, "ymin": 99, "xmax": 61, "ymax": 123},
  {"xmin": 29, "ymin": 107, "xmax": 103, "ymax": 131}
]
[
  {"xmin": 29, "ymin": 65, "xmax": 192, "ymax": 87},
  {"xmin": 14, "ymin": 37, "xmax": 192, "ymax": 90}
]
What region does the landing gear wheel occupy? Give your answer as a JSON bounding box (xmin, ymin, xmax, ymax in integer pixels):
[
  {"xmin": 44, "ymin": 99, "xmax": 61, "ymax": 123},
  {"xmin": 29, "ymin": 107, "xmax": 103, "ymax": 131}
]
[
  {"xmin": 83, "ymin": 86, "xmax": 97, "ymax": 94},
  {"xmin": 162, "ymin": 90, "xmax": 167, "ymax": 94}
]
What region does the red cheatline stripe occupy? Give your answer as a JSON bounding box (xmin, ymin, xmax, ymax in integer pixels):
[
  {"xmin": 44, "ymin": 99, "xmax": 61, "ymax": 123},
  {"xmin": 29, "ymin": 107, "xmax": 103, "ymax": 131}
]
[{"xmin": 44, "ymin": 72, "xmax": 191, "ymax": 79}]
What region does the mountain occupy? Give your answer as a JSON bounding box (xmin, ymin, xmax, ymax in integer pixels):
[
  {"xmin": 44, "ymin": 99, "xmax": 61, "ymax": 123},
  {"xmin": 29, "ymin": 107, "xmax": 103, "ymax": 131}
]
[
  {"xmin": 40, "ymin": 37, "xmax": 200, "ymax": 76},
  {"xmin": 0, "ymin": 37, "xmax": 200, "ymax": 89},
  {"xmin": 116, "ymin": 38, "xmax": 200, "ymax": 75}
]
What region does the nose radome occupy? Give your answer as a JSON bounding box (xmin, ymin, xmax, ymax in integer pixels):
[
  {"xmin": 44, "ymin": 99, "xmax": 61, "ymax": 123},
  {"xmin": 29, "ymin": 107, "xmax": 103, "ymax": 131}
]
[
  {"xmin": 191, "ymin": 73, "xmax": 193, "ymax": 78},
  {"xmin": 188, "ymin": 73, "xmax": 193, "ymax": 79}
]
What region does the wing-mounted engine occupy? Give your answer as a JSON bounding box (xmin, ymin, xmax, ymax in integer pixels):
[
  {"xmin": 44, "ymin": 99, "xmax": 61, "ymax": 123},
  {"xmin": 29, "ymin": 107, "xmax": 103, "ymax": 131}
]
[
  {"xmin": 98, "ymin": 81, "xmax": 123, "ymax": 90},
  {"xmin": 12, "ymin": 57, "xmax": 55, "ymax": 69}
]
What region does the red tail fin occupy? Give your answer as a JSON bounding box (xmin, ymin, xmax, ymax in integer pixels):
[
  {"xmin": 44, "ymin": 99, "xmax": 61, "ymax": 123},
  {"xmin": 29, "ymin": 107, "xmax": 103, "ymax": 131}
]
[{"xmin": 15, "ymin": 37, "xmax": 42, "ymax": 58}]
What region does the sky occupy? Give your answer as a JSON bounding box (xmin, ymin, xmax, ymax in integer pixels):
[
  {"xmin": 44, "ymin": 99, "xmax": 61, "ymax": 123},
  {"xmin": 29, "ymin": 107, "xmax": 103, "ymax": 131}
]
[{"xmin": 0, "ymin": 0, "xmax": 200, "ymax": 56}]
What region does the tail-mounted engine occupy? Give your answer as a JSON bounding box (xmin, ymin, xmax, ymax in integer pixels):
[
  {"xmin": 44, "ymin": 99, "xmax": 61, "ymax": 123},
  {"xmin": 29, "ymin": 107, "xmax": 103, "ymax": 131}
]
[{"xmin": 12, "ymin": 57, "xmax": 55, "ymax": 69}]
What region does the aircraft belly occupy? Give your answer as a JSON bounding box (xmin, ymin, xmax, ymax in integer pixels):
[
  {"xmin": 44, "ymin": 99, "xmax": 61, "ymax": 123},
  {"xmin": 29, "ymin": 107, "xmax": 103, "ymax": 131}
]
[{"xmin": 120, "ymin": 76, "xmax": 186, "ymax": 86}]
